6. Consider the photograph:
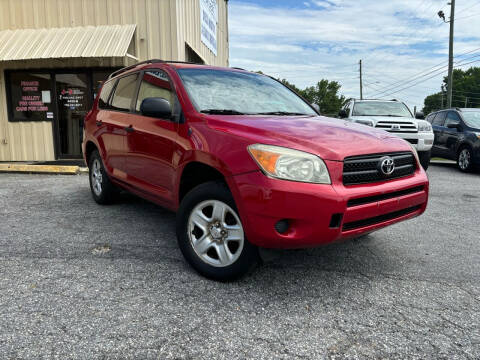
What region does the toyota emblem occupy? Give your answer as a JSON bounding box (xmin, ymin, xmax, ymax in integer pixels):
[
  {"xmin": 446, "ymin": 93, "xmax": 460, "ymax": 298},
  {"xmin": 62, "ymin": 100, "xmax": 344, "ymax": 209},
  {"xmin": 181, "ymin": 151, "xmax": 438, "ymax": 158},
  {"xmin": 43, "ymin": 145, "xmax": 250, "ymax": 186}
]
[
  {"xmin": 391, "ymin": 124, "xmax": 401, "ymax": 130},
  {"xmin": 378, "ymin": 156, "xmax": 395, "ymax": 176}
]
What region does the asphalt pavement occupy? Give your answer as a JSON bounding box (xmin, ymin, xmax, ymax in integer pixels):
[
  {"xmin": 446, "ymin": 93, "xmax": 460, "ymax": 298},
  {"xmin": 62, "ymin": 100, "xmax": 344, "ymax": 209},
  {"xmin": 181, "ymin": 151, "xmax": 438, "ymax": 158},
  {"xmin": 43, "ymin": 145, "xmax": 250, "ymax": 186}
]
[{"xmin": 0, "ymin": 164, "xmax": 479, "ymax": 359}]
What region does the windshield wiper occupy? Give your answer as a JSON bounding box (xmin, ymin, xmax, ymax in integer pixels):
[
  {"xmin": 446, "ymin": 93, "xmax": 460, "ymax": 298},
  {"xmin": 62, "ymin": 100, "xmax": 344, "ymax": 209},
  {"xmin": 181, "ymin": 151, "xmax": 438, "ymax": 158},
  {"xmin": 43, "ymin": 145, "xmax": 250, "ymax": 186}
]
[
  {"xmin": 256, "ymin": 111, "xmax": 310, "ymax": 116},
  {"xmin": 200, "ymin": 109, "xmax": 245, "ymax": 115}
]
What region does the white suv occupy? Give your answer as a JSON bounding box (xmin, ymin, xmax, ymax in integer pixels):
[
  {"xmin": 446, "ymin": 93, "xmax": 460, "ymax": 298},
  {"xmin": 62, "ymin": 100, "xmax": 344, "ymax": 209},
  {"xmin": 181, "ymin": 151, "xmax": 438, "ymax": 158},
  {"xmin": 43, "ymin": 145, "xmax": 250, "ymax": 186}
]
[{"xmin": 339, "ymin": 99, "xmax": 434, "ymax": 169}]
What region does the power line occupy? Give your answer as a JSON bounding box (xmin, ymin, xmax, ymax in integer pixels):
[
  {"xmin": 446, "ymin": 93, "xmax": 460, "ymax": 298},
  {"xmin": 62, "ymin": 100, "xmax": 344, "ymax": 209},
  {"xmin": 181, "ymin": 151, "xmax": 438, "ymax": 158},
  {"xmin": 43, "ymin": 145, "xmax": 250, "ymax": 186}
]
[
  {"xmin": 371, "ymin": 59, "xmax": 480, "ymax": 98},
  {"xmin": 369, "ymin": 52, "xmax": 480, "ymax": 97}
]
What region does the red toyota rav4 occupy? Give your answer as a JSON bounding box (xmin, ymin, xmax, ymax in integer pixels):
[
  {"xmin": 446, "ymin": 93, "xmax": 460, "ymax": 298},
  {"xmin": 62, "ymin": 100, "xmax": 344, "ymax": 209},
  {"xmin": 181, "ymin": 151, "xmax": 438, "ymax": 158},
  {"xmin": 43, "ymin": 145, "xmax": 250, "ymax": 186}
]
[{"xmin": 82, "ymin": 60, "xmax": 429, "ymax": 280}]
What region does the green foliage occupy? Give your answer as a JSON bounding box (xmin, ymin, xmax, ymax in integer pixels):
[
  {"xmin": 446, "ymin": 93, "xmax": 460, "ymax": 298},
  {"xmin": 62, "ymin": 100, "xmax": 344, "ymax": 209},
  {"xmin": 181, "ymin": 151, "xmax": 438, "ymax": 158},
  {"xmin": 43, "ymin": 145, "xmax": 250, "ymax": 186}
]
[
  {"xmin": 299, "ymin": 80, "xmax": 346, "ymax": 117},
  {"xmin": 423, "ymin": 67, "xmax": 480, "ymax": 115},
  {"xmin": 423, "ymin": 92, "xmax": 445, "ymax": 115}
]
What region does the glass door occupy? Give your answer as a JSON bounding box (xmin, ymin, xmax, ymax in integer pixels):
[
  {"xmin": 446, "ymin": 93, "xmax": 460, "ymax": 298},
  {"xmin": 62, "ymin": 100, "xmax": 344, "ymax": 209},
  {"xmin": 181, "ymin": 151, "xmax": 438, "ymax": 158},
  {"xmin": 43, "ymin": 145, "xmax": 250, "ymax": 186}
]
[{"xmin": 55, "ymin": 73, "xmax": 90, "ymax": 158}]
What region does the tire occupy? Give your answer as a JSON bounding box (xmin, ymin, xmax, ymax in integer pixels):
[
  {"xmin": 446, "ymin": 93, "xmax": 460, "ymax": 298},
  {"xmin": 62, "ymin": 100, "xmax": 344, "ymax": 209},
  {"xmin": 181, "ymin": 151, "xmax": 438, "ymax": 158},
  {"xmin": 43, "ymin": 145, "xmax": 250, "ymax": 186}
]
[
  {"xmin": 418, "ymin": 150, "xmax": 431, "ymax": 170},
  {"xmin": 88, "ymin": 150, "xmax": 118, "ymax": 204},
  {"xmin": 457, "ymin": 146, "xmax": 473, "ymax": 172},
  {"xmin": 176, "ymin": 181, "xmax": 260, "ymax": 281}
]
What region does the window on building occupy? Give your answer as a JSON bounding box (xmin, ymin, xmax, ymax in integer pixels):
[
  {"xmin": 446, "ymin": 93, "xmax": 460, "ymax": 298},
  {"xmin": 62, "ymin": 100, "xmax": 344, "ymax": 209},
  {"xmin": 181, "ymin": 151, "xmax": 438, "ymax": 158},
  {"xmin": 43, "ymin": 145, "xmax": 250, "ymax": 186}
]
[
  {"xmin": 110, "ymin": 73, "xmax": 139, "ymax": 112},
  {"xmin": 185, "ymin": 43, "xmax": 205, "ymax": 64},
  {"xmin": 135, "ymin": 71, "xmax": 175, "ymax": 115},
  {"xmin": 7, "ymin": 72, "xmax": 55, "ymax": 122}
]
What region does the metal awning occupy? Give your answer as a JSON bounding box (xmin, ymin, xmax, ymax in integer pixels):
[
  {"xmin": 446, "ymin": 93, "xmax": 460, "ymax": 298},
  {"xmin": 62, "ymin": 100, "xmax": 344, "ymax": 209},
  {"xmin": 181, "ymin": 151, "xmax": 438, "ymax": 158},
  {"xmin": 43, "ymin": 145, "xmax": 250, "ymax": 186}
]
[{"xmin": 0, "ymin": 24, "xmax": 136, "ymax": 61}]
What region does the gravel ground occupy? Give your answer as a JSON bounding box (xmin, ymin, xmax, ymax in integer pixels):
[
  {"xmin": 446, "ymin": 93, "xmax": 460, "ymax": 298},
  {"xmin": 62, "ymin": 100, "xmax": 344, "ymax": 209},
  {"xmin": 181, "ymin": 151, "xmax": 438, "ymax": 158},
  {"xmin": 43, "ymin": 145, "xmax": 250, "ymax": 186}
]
[{"xmin": 0, "ymin": 164, "xmax": 479, "ymax": 359}]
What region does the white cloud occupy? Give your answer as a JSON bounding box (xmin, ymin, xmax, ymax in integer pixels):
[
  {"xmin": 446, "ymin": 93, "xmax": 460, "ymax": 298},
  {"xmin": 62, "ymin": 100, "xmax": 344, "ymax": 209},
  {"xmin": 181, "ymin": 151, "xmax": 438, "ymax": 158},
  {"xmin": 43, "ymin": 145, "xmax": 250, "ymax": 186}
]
[{"xmin": 228, "ymin": 1, "xmax": 480, "ymax": 110}]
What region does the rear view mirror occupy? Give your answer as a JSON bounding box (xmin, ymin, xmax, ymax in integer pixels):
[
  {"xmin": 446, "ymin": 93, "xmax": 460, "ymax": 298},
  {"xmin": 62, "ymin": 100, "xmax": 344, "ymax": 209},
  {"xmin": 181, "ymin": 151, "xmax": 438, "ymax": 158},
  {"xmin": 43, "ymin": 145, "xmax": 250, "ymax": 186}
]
[
  {"xmin": 338, "ymin": 109, "xmax": 348, "ymax": 118},
  {"xmin": 447, "ymin": 122, "xmax": 460, "ymax": 129},
  {"xmin": 140, "ymin": 97, "xmax": 171, "ymax": 119},
  {"xmin": 415, "ymin": 112, "xmax": 425, "ymax": 120}
]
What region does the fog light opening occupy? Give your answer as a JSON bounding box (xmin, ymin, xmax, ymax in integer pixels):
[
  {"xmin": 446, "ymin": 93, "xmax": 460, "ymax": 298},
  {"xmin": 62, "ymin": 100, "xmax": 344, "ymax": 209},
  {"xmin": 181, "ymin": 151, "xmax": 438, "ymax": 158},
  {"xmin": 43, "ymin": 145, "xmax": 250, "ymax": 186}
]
[{"xmin": 274, "ymin": 219, "xmax": 290, "ymax": 234}]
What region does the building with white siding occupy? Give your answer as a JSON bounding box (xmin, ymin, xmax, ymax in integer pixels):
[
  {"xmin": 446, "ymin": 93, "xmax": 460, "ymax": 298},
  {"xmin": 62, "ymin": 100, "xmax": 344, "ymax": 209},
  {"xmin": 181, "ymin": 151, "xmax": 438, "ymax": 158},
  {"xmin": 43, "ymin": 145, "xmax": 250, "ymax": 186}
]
[{"xmin": 0, "ymin": 0, "xmax": 229, "ymax": 161}]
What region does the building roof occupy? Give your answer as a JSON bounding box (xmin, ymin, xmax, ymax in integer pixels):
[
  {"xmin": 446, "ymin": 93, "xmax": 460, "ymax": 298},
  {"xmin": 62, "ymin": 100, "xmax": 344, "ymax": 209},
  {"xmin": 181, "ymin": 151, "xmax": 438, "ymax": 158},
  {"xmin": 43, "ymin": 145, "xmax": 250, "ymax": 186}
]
[{"xmin": 0, "ymin": 24, "xmax": 136, "ymax": 61}]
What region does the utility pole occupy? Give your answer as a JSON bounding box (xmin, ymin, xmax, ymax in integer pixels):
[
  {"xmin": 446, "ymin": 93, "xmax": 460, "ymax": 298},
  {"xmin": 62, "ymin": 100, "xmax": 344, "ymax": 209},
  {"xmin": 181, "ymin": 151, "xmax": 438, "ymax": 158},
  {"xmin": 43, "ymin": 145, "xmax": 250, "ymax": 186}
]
[
  {"xmin": 359, "ymin": 59, "xmax": 363, "ymax": 100},
  {"xmin": 447, "ymin": 0, "xmax": 455, "ymax": 108}
]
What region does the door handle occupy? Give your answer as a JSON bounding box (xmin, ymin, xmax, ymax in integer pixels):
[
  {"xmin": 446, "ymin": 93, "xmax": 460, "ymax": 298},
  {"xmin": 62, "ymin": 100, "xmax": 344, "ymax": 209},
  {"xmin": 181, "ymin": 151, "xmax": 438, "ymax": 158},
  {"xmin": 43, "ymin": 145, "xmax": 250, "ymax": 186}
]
[
  {"xmin": 124, "ymin": 125, "xmax": 134, "ymax": 133},
  {"xmin": 96, "ymin": 121, "xmax": 102, "ymax": 127}
]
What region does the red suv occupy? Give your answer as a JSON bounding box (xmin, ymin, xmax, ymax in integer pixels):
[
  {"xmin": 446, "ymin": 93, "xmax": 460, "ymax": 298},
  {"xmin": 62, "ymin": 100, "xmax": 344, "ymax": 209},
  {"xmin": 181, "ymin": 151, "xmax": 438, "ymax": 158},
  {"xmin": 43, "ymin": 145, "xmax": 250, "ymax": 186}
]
[{"xmin": 82, "ymin": 60, "xmax": 429, "ymax": 280}]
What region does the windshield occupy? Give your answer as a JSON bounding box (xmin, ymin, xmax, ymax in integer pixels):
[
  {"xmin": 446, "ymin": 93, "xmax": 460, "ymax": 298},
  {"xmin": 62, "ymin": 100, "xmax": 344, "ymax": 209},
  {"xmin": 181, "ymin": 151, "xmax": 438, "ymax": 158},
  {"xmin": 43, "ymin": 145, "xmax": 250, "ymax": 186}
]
[
  {"xmin": 462, "ymin": 111, "xmax": 480, "ymax": 129},
  {"xmin": 177, "ymin": 68, "xmax": 316, "ymax": 116},
  {"xmin": 352, "ymin": 101, "xmax": 412, "ymax": 117}
]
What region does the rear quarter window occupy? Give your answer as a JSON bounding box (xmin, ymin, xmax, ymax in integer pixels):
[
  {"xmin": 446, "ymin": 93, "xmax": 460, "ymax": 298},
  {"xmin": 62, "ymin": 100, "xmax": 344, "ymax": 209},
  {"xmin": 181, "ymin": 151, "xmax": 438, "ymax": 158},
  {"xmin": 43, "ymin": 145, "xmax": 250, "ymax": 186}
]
[
  {"xmin": 98, "ymin": 80, "xmax": 115, "ymax": 109},
  {"xmin": 110, "ymin": 73, "xmax": 139, "ymax": 112}
]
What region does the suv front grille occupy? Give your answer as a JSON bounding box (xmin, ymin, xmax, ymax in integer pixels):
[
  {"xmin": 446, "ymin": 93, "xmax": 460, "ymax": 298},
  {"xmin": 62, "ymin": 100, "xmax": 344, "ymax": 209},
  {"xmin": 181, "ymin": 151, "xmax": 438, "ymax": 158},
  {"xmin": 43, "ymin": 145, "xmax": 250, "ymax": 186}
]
[
  {"xmin": 343, "ymin": 152, "xmax": 416, "ymax": 185},
  {"xmin": 375, "ymin": 121, "xmax": 417, "ymax": 133}
]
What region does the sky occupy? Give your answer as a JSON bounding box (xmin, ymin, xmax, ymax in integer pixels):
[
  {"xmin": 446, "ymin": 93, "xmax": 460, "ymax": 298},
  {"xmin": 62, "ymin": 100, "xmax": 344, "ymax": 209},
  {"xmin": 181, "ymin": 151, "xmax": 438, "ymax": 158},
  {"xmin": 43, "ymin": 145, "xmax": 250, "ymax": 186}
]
[{"xmin": 227, "ymin": 0, "xmax": 480, "ymax": 111}]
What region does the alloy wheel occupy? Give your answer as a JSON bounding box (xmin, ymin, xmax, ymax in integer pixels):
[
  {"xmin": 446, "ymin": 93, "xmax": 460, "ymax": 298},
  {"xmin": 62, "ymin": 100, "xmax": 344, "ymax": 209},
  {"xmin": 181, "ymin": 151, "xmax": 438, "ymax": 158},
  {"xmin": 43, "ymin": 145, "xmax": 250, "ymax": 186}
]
[
  {"xmin": 458, "ymin": 149, "xmax": 471, "ymax": 171},
  {"xmin": 91, "ymin": 159, "xmax": 103, "ymax": 196},
  {"xmin": 188, "ymin": 200, "xmax": 244, "ymax": 267}
]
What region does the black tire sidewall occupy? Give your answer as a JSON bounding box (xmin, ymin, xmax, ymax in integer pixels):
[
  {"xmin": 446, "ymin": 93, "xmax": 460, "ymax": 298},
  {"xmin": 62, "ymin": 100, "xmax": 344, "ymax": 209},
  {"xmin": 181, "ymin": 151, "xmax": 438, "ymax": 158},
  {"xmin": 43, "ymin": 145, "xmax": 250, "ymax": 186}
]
[
  {"xmin": 457, "ymin": 147, "xmax": 473, "ymax": 172},
  {"xmin": 88, "ymin": 150, "xmax": 116, "ymax": 204},
  {"xmin": 418, "ymin": 150, "xmax": 431, "ymax": 170},
  {"xmin": 176, "ymin": 181, "xmax": 259, "ymax": 281}
]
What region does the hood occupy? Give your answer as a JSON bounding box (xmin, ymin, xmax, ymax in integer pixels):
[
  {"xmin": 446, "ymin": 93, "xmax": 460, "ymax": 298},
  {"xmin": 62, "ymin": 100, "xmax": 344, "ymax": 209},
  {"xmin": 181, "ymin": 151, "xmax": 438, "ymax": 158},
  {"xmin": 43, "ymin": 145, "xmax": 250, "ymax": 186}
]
[
  {"xmin": 350, "ymin": 115, "xmax": 417, "ymax": 124},
  {"xmin": 205, "ymin": 115, "xmax": 411, "ymax": 161}
]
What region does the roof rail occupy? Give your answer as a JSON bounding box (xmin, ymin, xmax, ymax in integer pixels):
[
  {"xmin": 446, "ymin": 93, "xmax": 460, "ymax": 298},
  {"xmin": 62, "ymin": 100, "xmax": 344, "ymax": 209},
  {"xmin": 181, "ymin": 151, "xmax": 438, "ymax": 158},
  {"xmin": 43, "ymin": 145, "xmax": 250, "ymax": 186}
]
[
  {"xmin": 107, "ymin": 59, "xmax": 208, "ymax": 79},
  {"xmin": 108, "ymin": 59, "xmax": 165, "ymax": 79}
]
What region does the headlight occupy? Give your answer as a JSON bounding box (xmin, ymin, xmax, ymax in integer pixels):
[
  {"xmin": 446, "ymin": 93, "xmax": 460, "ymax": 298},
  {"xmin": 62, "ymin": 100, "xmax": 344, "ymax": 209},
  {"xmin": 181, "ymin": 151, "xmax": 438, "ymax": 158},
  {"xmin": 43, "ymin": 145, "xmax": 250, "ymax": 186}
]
[
  {"xmin": 417, "ymin": 120, "xmax": 432, "ymax": 132},
  {"xmin": 354, "ymin": 119, "xmax": 375, "ymax": 127},
  {"xmin": 247, "ymin": 144, "xmax": 331, "ymax": 184}
]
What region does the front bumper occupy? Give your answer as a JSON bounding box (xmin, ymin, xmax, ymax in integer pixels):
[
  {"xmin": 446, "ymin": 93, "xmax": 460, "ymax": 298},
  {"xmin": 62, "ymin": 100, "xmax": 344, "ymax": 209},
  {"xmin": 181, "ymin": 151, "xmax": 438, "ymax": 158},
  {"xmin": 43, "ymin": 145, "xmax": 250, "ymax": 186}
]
[
  {"xmin": 229, "ymin": 160, "xmax": 429, "ymax": 249},
  {"xmin": 390, "ymin": 132, "xmax": 434, "ymax": 152}
]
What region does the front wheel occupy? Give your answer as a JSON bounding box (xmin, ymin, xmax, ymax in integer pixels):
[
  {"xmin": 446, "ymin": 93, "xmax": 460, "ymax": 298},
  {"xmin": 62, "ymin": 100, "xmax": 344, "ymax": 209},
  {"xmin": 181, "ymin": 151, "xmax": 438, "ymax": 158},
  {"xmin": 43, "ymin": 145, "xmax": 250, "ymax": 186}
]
[
  {"xmin": 176, "ymin": 181, "xmax": 260, "ymax": 281},
  {"xmin": 418, "ymin": 150, "xmax": 431, "ymax": 170},
  {"xmin": 88, "ymin": 150, "xmax": 118, "ymax": 204},
  {"xmin": 457, "ymin": 147, "xmax": 473, "ymax": 172}
]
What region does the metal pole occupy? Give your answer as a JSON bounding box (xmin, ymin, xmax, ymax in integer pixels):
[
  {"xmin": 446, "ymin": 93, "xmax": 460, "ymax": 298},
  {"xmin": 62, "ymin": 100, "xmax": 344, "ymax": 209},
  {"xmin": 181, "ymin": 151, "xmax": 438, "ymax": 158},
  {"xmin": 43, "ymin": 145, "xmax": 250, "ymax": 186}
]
[
  {"xmin": 447, "ymin": 0, "xmax": 455, "ymax": 108},
  {"xmin": 359, "ymin": 60, "xmax": 363, "ymax": 100}
]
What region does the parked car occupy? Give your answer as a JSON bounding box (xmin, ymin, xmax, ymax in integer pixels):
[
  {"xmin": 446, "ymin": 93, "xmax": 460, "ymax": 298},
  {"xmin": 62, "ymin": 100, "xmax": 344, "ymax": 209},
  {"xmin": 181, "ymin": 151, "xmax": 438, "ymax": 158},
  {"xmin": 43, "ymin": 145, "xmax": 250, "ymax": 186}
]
[
  {"xmin": 339, "ymin": 99, "xmax": 434, "ymax": 169},
  {"xmin": 82, "ymin": 60, "xmax": 429, "ymax": 281},
  {"xmin": 426, "ymin": 108, "xmax": 480, "ymax": 172}
]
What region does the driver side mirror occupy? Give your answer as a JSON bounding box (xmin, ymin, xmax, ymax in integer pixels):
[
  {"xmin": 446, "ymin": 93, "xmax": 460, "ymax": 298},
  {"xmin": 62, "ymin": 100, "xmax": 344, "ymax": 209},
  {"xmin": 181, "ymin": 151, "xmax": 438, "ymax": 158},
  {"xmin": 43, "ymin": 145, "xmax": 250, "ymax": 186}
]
[
  {"xmin": 338, "ymin": 109, "xmax": 348, "ymax": 119},
  {"xmin": 447, "ymin": 122, "xmax": 461, "ymax": 130},
  {"xmin": 140, "ymin": 97, "xmax": 172, "ymax": 119},
  {"xmin": 415, "ymin": 112, "xmax": 425, "ymax": 120}
]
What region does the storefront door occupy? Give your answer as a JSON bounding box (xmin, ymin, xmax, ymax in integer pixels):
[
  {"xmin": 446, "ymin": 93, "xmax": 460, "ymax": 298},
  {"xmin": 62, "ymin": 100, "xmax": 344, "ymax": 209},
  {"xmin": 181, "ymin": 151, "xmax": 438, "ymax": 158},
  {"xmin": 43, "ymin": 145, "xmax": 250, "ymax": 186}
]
[{"xmin": 55, "ymin": 73, "xmax": 90, "ymax": 158}]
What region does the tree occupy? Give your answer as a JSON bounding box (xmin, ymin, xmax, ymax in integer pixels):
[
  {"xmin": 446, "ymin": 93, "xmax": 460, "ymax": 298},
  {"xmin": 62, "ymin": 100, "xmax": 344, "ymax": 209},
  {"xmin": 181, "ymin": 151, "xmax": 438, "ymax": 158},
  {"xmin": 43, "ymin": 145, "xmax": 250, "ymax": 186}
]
[
  {"xmin": 423, "ymin": 67, "xmax": 480, "ymax": 114},
  {"xmin": 423, "ymin": 92, "xmax": 445, "ymax": 115},
  {"xmin": 300, "ymin": 79, "xmax": 346, "ymax": 117}
]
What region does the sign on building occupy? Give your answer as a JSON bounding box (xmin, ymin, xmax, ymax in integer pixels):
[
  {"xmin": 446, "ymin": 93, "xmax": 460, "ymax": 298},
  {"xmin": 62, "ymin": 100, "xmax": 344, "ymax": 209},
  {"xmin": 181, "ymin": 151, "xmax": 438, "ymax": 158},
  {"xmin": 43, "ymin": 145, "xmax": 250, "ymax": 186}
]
[{"xmin": 200, "ymin": 0, "xmax": 218, "ymax": 56}]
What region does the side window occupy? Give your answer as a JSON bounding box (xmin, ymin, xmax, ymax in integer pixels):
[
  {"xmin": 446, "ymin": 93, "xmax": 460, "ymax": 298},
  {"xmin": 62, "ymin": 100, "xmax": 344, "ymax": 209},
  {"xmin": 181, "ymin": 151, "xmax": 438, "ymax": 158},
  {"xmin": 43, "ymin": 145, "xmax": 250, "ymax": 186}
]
[
  {"xmin": 445, "ymin": 111, "xmax": 461, "ymax": 126},
  {"xmin": 425, "ymin": 113, "xmax": 434, "ymax": 123},
  {"xmin": 136, "ymin": 70, "xmax": 175, "ymax": 114},
  {"xmin": 110, "ymin": 73, "xmax": 139, "ymax": 112},
  {"xmin": 98, "ymin": 80, "xmax": 115, "ymax": 109},
  {"xmin": 345, "ymin": 102, "xmax": 352, "ymax": 117},
  {"xmin": 432, "ymin": 111, "xmax": 446, "ymax": 126}
]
